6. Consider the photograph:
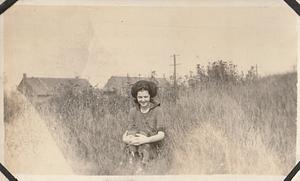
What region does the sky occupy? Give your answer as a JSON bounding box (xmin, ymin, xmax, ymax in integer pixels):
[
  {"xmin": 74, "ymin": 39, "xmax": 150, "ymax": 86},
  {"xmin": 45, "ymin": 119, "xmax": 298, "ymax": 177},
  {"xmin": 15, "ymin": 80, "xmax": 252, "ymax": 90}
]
[{"xmin": 3, "ymin": 5, "xmax": 297, "ymax": 89}]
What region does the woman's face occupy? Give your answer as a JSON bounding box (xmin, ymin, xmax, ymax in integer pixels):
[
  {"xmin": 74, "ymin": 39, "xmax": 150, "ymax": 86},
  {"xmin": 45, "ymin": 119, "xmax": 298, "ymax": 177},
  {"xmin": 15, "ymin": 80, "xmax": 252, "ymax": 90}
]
[{"xmin": 137, "ymin": 90, "xmax": 150, "ymax": 108}]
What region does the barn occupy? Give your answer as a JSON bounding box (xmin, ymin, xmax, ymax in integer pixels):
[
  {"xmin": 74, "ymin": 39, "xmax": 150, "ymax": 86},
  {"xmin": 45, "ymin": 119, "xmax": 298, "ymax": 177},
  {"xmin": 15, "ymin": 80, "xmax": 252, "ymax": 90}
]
[
  {"xmin": 17, "ymin": 73, "xmax": 91, "ymax": 104},
  {"xmin": 103, "ymin": 76, "xmax": 170, "ymax": 96}
]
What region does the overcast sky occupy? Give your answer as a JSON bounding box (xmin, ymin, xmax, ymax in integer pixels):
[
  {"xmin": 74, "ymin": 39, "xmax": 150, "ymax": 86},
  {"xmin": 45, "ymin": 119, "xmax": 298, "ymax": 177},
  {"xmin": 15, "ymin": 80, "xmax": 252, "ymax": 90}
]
[{"xmin": 3, "ymin": 5, "xmax": 297, "ymax": 89}]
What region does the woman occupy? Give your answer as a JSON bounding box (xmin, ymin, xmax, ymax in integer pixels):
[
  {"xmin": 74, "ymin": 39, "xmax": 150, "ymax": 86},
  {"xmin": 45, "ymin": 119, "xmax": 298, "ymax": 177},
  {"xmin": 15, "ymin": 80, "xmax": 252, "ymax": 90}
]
[{"xmin": 122, "ymin": 80, "xmax": 165, "ymax": 167}]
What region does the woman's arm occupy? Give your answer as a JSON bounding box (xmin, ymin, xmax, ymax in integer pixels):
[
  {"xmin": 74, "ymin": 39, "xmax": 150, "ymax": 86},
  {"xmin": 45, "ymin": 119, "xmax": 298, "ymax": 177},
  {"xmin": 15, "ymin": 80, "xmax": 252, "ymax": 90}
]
[
  {"xmin": 145, "ymin": 131, "xmax": 165, "ymax": 144},
  {"xmin": 123, "ymin": 130, "xmax": 165, "ymax": 145},
  {"xmin": 122, "ymin": 130, "xmax": 134, "ymax": 144},
  {"xmin": 123, "ymin": 108, "xmax": 137, "ymax": 144},
  {"xmin": 131, "ymin": 131, "xmax": 165, "ymax": 146}
]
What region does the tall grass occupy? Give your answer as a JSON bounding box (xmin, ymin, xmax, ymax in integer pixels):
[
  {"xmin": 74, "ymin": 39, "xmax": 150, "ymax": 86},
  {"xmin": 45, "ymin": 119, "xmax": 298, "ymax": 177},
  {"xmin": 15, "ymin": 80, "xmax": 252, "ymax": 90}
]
[
  {"xmin": 4, "ymin": 91, "xmax": 24, "ymax": 124},
  {"xmin": 166, "ymin": 73, "xmax": 296, "ymax": 174},
  {"xmin": 4, "ymin": 72, "xmax": 297, "ymax": 175}
]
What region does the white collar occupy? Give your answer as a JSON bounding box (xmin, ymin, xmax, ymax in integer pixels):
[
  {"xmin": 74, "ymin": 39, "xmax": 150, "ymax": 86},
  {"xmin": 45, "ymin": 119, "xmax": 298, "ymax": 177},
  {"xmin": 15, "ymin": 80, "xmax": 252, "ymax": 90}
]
[{"xmin": 140, "ymin": 107, "xmax": 150, "ymax": 113}]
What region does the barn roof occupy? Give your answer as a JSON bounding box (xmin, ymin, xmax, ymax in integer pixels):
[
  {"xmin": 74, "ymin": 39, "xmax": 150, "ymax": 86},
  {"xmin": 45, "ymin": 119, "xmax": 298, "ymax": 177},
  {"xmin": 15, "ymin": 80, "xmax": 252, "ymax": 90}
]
[
  {"xmin": 17, "ymin": 74, "xmax": 91, "ymax": 96},
  {"xmin": 103, "ymin": 76, "xmax": 169, "ymax": 92}
]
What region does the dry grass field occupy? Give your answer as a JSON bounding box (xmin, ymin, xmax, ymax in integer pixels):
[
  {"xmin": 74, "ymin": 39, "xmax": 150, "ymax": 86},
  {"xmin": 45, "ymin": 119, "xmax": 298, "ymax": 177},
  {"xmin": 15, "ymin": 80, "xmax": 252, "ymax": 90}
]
[{"xmin": 4, "ymin": 72, "xmax": 297, "ymax": 175}]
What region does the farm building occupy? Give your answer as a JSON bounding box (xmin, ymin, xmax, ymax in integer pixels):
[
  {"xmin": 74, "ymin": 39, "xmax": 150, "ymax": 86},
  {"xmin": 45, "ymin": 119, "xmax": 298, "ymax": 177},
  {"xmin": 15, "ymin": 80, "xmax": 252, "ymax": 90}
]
[
  {"xmin": 17, "ymin": 73, "xmax": 91, "ymax": 104},
  {"xmin": 103, "ymin": 76, "xmax": 170, "ymax": 96}
]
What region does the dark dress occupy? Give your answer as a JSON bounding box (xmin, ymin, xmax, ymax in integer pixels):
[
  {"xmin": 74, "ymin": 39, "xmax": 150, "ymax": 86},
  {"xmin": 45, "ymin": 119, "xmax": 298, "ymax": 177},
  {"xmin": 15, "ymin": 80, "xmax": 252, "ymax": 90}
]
[{"xmin": 126, "ymin": 102, "xmax": 165, "ymax": 163}]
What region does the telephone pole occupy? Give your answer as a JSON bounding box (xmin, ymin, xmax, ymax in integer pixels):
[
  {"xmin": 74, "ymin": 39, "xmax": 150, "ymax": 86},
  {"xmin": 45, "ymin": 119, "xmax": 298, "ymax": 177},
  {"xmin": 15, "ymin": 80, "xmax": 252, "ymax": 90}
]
[
  {"xmin": 170, "ymin": 54, "xmax": 180, "ymax": 102},
  {"xmin": 255, "ymin": 64, "xmax": 258, "ymax": 77}
]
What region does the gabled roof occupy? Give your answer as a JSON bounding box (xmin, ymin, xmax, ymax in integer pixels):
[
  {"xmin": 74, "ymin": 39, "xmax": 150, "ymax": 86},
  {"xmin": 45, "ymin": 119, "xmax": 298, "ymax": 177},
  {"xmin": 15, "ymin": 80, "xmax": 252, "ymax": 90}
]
[
  {"xmin": 103, "ymin": 76, "xmax": 169, "ymax": 92},
  {"xmin": 17, "ymin": 75, "xmax": 91, "ymax": 96}
]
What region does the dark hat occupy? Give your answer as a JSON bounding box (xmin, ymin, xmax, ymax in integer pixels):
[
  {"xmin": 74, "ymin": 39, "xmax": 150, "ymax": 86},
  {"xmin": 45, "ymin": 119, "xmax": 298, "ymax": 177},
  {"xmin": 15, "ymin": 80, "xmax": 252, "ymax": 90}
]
[{"xmin": 131, "ymin": 80, "xmax": 158, "ymax": 98}]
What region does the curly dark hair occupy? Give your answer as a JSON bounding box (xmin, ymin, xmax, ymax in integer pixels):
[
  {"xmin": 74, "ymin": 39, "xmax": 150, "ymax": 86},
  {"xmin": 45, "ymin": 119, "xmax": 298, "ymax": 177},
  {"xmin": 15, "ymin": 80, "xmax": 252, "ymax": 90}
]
[{"xmin": 131, "ymin": 80, "xmax": 158, "ymax": 104}]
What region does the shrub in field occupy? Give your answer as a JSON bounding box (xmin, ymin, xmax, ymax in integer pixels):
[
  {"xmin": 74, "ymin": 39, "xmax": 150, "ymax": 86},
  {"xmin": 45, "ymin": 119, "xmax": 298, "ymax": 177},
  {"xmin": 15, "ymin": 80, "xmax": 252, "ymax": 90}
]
[{"xmin": 190, "ymin": 60, "xmax": 258, "ymax": 88}]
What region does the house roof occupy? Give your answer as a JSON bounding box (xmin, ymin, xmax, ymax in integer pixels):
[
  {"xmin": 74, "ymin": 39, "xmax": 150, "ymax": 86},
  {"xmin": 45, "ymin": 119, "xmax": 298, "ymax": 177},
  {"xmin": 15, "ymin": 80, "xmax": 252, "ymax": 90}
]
[
  {"xmin": 17, "ymin": 76, "xmax": 91, "ymax": 96},
  {"xmin": 103, "ymin": 76, "xmax": 170, "ymax": 92}
]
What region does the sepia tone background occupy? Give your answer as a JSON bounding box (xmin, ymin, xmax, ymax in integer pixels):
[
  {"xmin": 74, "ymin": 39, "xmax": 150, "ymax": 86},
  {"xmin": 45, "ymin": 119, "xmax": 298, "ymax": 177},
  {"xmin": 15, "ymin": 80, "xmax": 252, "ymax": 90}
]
[
  {"xmin": 3, "ymin": 5, "xmax": 297, "ymax": 90},
  {"xmin": 1, "ymin": 0, "xmax": 298, "ymax": 179}
]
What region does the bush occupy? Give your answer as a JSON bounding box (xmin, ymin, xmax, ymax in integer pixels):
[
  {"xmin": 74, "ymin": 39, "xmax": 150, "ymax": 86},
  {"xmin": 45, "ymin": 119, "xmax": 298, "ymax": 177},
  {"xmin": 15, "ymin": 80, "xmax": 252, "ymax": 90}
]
[{"xmin": 190, "ymin": 60, "xmax": 258, "ymax": 88}]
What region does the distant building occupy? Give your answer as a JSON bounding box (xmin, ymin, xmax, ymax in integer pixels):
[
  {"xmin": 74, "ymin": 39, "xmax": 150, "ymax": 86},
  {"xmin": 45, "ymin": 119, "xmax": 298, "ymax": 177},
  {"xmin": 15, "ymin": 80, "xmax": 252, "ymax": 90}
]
[
  {"xmin": 103, "ymin": 76, "xmax": 170, "ymax": 96},
  {"xmin": 17, "ymin": 73, "xmax": 91, "ymax": 104}
]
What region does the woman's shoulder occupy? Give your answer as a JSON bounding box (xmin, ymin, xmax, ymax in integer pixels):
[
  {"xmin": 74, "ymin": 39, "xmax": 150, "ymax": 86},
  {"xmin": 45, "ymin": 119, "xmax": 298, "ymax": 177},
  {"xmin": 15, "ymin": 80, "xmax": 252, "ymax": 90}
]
[{"xmin": 150, "ymin": 103, "xmax": 163, "ymax": 113}]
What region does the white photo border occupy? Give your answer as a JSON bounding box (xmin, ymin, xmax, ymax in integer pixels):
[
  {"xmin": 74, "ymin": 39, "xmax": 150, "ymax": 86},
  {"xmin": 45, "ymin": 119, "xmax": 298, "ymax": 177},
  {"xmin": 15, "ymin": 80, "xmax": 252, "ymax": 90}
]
[{"xmin": 0, "ymin": 0, "xmax": 298, "ymax": 180}]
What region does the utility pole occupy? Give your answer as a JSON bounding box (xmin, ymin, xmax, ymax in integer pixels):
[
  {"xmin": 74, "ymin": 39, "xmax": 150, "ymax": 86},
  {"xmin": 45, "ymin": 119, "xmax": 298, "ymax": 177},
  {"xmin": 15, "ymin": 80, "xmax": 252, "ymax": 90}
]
[
  {"xmin": 255, "ymin": 64, "xmax": 258, "ymax": 78},
  {"xmin": 170, "ymin": 54, "xmax": 180, "ymax": 102}
]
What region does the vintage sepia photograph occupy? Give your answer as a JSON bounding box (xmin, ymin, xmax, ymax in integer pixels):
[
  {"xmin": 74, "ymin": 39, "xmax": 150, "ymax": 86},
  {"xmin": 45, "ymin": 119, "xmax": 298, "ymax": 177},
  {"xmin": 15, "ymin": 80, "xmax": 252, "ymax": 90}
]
[{"xmin": 1, "ymin": 0, "xmax": 298, "ymax": 179}]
